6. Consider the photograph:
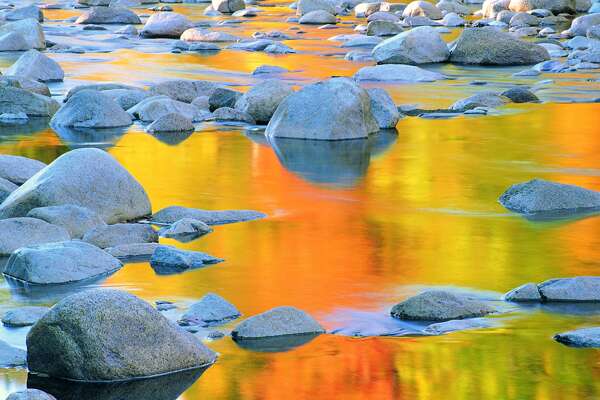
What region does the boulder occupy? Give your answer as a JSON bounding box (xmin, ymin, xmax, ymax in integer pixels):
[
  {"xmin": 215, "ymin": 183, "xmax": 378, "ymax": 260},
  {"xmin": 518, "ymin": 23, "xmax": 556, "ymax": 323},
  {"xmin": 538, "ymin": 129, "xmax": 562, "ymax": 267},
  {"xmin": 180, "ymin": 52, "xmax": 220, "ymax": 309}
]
[
  {"xmin": 0, "ymin": 75, "xmax": 50, "ymax": 96},
  {"xmin": 149, "ymin": 245, "xmax": 223, "ymax": 275},
  {"xmin": 299, "ymin": 10, "xmax": 337, "ymax": 24},
  {"xmin": 140, "ymin": 12, "xmax": 193, "ymax": 38},
  {"xmin": 372, "ymin": 26, "xmax": 449, "ymax": 64},
  {"xmin": 503, "ymin": 283, "xmax": 541, "ymax": 301},
  {"xmin": 158, "ymin": 218, "xmax": 212, "ymax": 239},
  {"xmin": 367, "ymin": 11, "xmax": 400, "ymax": 22},
  {"xmin": 208, "ymin": 88, "xmax": 241, "ymax": 111},
  {"xmin": 232, "ymin": 306, "xmax": 325, "ymax": 339},
  {"xmin": 265, "ymin": 78, "xmax": 379, "ymax": 140},
  {"xmin": 128, "ymin": 96, "xmax": 204, "ymax": 122},
  {"xmin": 498, "ymin": 179, "xmax": 600, "ymax": 215},
  {"xmin": 501, "ymin": 87, "xmax": 538, "ymax": 103},
  {"xmin": 180, "ymin": 28, "xmax": 239, "ymax": 43},
  {"xmin": 76, "ymin": 6, "xmax": 141, "ymax": 24},
  {"xmin": 212, "ymin": 0, "xmax": 245, "ymax": 13},
  {"xmin": 6, "ymin": 389, "xmax": 56, "ymax": 400},
  {"xmin": 27, "ymin": 205, "xmax": 106, "ymax": 239},
  {"xmin": 65, "ymin": 83, "xmax": 142, "ymax": 101},
  {"xmin": 366, "ymin": 20, "xmax": 403, "ymax": 36},
  {"xmin": 26, "ymin": 289, "xmax": 217, "ymax": 381},
  {"xmin": 102, "ymin": 88, "xmax": 151, "ymax": 110},
  {"xmin": 390, "ymin": 290, "xmax": 496, "ymax": 321},
  {"xmin": 449, "ymin": 27, "xmax": 550, "ymax": 65},
  {"xmin": 5, "ymin": 50, "xmax": 63, "ymax": 82},
  {"xmin": 0, "ymin": 340, "xmax": 26, "ymax": 367},
  {"xmin": 538, "ymin": 277, "xmax": 600, "ymax": 302},
  {"xmin": 402, "ymin": 0, "xmax": 443, "ymax": 18},
  {"xmin": 2, "ymin": 306, "xmax": 50, "ymax": 327},
  {"xmin": 0, "ymin": 178, "xmax": 17, "ymax": 203},
  {"xmin": 296, "ymin": 0, "xmax": 336, "ymax": 15},
  {"xmin": 180, "ymin": 293, "xmax": 241, "ymax": 326},
  {"xmin": 0, "ymin": 217, "xmax": 69, "ymax": 256},
  {"xmin": 51, "ymin": 90, "xmax": 132, "ymax": 128},
  {"xmin": 367, "ymin": 88, "xmax": 401, "ymax": 128},
  {"xmin": 0, "ymin": 155, "xmax": 45, "ymax": 185},
  {"xmin": 450, "ymin": 91, "xmax": 509, "ymax": 110},
  {"xmin": 0, "ymin": 32, "xmax": 30, "ymax": 51},
  {"xmin": 509, "ymin": 12, "xmax": 539, "ymax": 27},
  {"xmin": 508, "ymin": 0, "xmax": 575, "ymax": 13},
  {"xmin": 354, "ymin": 64, "xmax": 448, "ymax": 82},
  {"xmin": 235, "ymin": 80, "xmax": 294, "ymax": 124},
  {"xmin": 567, "ymin": 14, "xmax": 600, "ymax": 37},
  {"xmin": 3, "ymin": 5, "xmax": 43, "ymax": 22},
  {"xmin": 0, "ymin": 148, "xmax": 151, "ymax": 224},
  {"xmin": 436, "ymin": 0, "xmax": 470, "ymax": 14},
  {"xmin": 0, "ymin": 18, "xmax": 45, "ymax": 50},
  {"xmin": 105, "ymin": 243, "xmax": 163, "ymax": 259},
  {"xmin": 151, "ymin": 206, "xmax": 266, "ymax": 225},
  {"xmin": 3, "ymin": 241, "xmax": 122, "ymax": 284},
  {"xmin": 442, "ymin": 12, "xmax": 466, "ymax": 26},
  {"xmin": 213, "ymin": 107, "xmax": 255, "ymax": 124},
  {"xmin": 83, "ymin": 223, "xmax": 157, "ymax": 249},
  {"xmin": 355, "ymin": 2, "xmax": 381, "ymax": 17},
  {"xmin": 145, "ymin": 113, "xmax": 195, "ymax": 134},
  {"xmin": 482, "ymin": 0, "xmax": 511, "ymax": 17},
  {"xmin": 554, "ymin": 327, "xmax": 600, "ymax": 347}
]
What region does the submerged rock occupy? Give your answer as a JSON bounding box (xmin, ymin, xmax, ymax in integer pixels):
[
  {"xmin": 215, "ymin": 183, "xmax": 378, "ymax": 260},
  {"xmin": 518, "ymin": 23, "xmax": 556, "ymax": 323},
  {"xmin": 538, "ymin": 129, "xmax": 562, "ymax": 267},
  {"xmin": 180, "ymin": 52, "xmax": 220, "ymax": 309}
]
[
  {"xmin": 504, "ymin": 282, "xmax": 541, "ymax": 302},
  {"xmin": 158, "ymin": 218, "xmax": 212, "ymax": 240},
  {"xmin": 539, "ymin": 277, "xmax": 600, "ymax": 302},
  {"xmin": 150, "ymin": 246, "xmax": 224, "ymax": 275},
  {"xmin": 27, "ymin": 289, "xmax": 217, "ymax": 381},
  {"xmin": 0, "ymin": 340, "xmax": 26, "ymax": 367},
  {"xmin": 554, "ymin": 327, "xmax": 600, "ymax": 348},
  {"xmin": 3, "ymin": 241, "xmax": 122, "ymax": 285},
  {"xmin": 265, "ymin": 77, "xmax": 378, "ymax": 140},
  {"xmin": 390, "ymin": 290, "xmax": 496, "ymax": 321},
  {"xmin": 2, "ymin": 306, "xmax": 50, "ymax": 327},
  {"xmin": 0, "ymin": 217, "xmax": 70, "ymax": 256},
  {"xmin": 151, "ymin": 205, "xmax": 266, "ymax": 225},
  {"xmin": 180, "ymin": 293, "xmax": 241, "ymax": 326},
  {"xmin": 6, "ymin": 389, "xmax": 56, "ymax": 400},
  {"xmin": 0, "ymin": 155, "xmax": 45, "ymax": 185},
  {"xmin": 235, "ymin": 80, "xmax": 294, "ymax": 124},
  {"xmin": 498, "ymin": 179, "xmax": 600, "ymax": 215},
  {"xmin": 449, "ymin": 27, "xmax": 550, "ymax": 65},
  {"xmin": 0, "ymin": 86, "xmax": 59, "ymax": 117},
  {"xmin": 0, "ymin": 148, "xmax": 152, "ymax": 224},
  {"xmin": 372, "ymin": 26, "xmax": 449, "ymax": 64},
  {"xmin": 83, "ymin": 223, "xmax": 158, "ymax": 249},
  {"xmin": 232, "ymin": 306, "xmax": 325, "ymax": 339},
  {"xmin": 27, "ymin": 205, "xmax": 106, "ymax": 239},
  {"xmin": 51, "ymin": 90, "xmax": 132, "ymax": 128}
]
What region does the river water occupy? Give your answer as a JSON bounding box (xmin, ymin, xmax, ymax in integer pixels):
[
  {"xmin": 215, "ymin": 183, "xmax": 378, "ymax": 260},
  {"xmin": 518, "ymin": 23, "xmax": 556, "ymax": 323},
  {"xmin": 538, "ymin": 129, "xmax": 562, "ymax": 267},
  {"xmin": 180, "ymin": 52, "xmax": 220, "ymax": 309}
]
[{"xmin": 1, "ymin": 1, "xmax": 600, "ymax": 399}]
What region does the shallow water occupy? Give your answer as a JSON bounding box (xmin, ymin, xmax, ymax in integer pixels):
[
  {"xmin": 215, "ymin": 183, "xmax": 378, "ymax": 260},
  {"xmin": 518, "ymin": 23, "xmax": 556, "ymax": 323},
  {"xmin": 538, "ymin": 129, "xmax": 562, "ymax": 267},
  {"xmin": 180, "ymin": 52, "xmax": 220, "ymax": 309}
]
[{"xmin": 1, "ymin": 1, "xmax": 600, "ymax": 399}]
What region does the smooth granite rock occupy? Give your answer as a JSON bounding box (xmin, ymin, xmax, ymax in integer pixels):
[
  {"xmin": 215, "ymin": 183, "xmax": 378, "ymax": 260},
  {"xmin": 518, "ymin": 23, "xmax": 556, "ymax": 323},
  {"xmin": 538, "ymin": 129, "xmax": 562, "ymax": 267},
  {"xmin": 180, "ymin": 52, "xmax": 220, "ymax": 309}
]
[
  {"xmin": 0, "ymin": 217, "xmax": 70, "ymax": 256},
  {"xmin": 504, "ymin": 283, "xmax": 542, "ymax": 302},
  {"xmin": 150, "ymin": 245, "xmax": 223, "ymax": 275},
  {"xmin": 372, "ymin": 26, "xmax": 449, "ymax": 64},
  {"xmin": 27, "ymin": 205, "xmax": 106, "ymax": 239},
  {"xmin": 232, "ymin": 306, "xmax": 325, "ymax": 339},
  {"xmin": 158, "ymin": 218, "xmax": 212, "ymax": 240},
  {"xmin": 538, "ymin": 277, "xmax": 600, "ymax": 302},
  {"xmin": 180, "ymin": 293, "xmax": 241, "ymax": 326},
  {"xmin": 0, "ymin": 86, "xmax": 59, "ymax": 117},
  {"xmin": 2, "ymin": 306, "xmax": 50, "ymax": 327},
  {"xmin": 151, "ymin": 206, "xmax": 266, "ymax": 225},
  {"xmin": 390, "ymin": 290, "xmax": 496, "ymax": 321},
  {"xmin": 51, "ymin": 90, "xmax": 132, "ymax": 128},
  {"xmin": 83, "ymin": 223, "xmax": 157, "ymax": 249},
  {"xmin": 0, "ymin": 155, "xmax": 45, "ymax": 185}
]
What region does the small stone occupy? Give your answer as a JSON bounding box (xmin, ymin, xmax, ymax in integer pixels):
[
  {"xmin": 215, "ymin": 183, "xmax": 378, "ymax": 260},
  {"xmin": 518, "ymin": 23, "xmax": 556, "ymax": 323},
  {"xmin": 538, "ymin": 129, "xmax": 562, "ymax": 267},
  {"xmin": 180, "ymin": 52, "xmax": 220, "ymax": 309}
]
[
  {"xmin": 158, "ymin": 218, "xmax": 213, "ymax": 240},
  {"xmin": 145, "ymin": 112, "xmax": 194, "ymax": 134},
  {"xmin": 2, "ymin": 306, "xmax": 50, "ymax": 327},
  {"xmin": 504, "ymin": 283, "xmax": 542, "ymax": 302},
  {"xmin": 180, "ymin": 293, "xmax": 241, "ymax": 326},
  {"xmin": 150, "ymin": 245, "xmax": 224, "ymax": 275},
  {"xmin": 232, "ymin": 306, "xmax": 325, "ymax": 339}
]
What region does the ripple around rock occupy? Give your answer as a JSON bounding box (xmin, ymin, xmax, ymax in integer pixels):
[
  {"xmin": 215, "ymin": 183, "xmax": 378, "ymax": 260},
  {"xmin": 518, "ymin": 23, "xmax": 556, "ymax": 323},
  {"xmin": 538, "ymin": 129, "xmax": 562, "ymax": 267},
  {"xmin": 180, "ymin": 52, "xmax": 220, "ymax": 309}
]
[
  {"xmin": 149, "ymin": 245, "xmax": 224, "ymax": 275},
  {"xmin": 151, "ymin": 205, "xmax": 266, "ymax": 225},
  {"xmin": 27, "ymin": 289, "xmax": 217, "ymax": 382},
  {"xmin": 554, "ymin": 327, "xmax": 600, "ymax": 348},
  {"xmin": 3, "ymin": 240, "xmax": 123, "ymax": 285},
  {"xmin": 390, "ymin": 290, "xmax": 496, "ymax": 321}
]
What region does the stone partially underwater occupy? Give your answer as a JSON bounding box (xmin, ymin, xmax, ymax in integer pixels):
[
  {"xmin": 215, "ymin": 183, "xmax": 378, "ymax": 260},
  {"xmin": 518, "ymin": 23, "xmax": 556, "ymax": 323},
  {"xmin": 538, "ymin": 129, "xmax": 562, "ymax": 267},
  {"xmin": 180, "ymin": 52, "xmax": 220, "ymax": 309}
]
[{"xmin": 505, "ymin": 277, "xmax": 600, "ymax": 303}]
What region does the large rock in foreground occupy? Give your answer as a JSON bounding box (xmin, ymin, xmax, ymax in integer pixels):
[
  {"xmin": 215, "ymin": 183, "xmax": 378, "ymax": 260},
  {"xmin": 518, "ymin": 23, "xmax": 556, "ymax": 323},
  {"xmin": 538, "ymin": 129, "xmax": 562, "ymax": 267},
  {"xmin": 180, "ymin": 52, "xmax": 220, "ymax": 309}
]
[
  {"xmin": 0, "ymin": 217, "xmax": 69, "ymax": 255},
  {"xmin": 391, "ymin": 290, "xmax": 496, "ymax": 321},
  {"xmin": 3, "ymin": 241, "xmax": 122, "ymax": 284},
  {"xmin": 449, "ymin": 27, "xmax": 549, "ymax": 65},
  {"xmin": 232, "ymin": 306, "xmax": 325, "ymax": 339},
  {"xmin": 265, "ymin": 78, "xmax": 379, "ymax": 140},
  {"xmin": 151, "ymin": 205, "xmax": 266, "ymax": 225},
  {"xmin": 554, "ymin": 327, "xmax": 600, "ymax": 348},
  {"xmin": 0, "ymin": 148, "xmax": 151, "ymax": 224},
  {"xmin": 538, "ymin": 277, "xmax": 600, "ymax": 302},
  {"xmin": 498, "ymin": 179, "xmax": 600, "ymax": 215},
  {"xmin": 27, "ymin": 289, "xmax": 217, "ymax": 381},
  {"xmin": 372, "ymin": 26, "xmax": 449, "ymax": 64},
  {"xmin": 51, "ymin": 90, "xmax": 132, "ymax": 128}
]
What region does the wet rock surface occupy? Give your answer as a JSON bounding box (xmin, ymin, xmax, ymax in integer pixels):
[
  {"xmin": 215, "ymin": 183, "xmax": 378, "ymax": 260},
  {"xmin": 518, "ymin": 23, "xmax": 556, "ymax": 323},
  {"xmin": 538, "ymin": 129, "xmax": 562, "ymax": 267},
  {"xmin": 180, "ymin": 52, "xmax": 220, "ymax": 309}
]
[
  {"xmin": 232, "ymin": 306, "xmax": 325, "ymax": 339},
  {"xmin": 391, "ymin": 290, "xmax": 496, "ymax": 321}
]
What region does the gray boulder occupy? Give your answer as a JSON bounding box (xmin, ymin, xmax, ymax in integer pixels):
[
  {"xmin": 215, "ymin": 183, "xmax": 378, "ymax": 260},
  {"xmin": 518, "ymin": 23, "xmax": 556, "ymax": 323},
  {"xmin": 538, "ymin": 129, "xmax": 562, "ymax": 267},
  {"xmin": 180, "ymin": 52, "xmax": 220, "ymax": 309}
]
[
  {"xmin": 566, "ymin": 14, "xmax": 600, "ymax": 37},
  {"xmin": 180, "ymin": 293, "xmax": 241, "ymax": 326},
  {"xmin": 265, "ymin": 77, "xmax": 379, "ymax": 140},
  {"xmin": 76, "ymin": 6, "xmax": 141, "ymax": 24},
  {"xmin": 145, "ymin": 113, "xmax": 194, "ymax": 134},
  {"xmin": 149, "ymin": 80, "xmax": 220, "ymax": 103},
  {"xmin": 0, "ymin": 148, "xmax": 152, "ymax": 224},
  {"xmin": 51, "ymin": 90, "xmax": 132, "ymax": 128},
  {"xmin": 5, "ymin": 50, "xmax": 63, "ymax": 82},
  {"xmin": 503, "ymin": 283, "xmax": 541, "ymax": 302},
  {"xmin": 26, "ymin": 289, "xmax": 217, "ymax": 381},
  {"xmin": 213, "ymin": 107, "xmax": 255, "ymax": 124},
  {"xmin": 150, "ymin": 245, "xmax": 223, "ymax": 275},
  {"xmin": 296, "ymin": 0, "xmax": 336, "ymax": 15},
  {"xmin": 140, "ymin": 12, "xmax": 193, "ymax": 38},
  {"xmin": 0, "ymin": 32, "xmax": 30, "ymax": 51},
  {"xmin": 354, "ymin": 64, "xmax": 447, "ymax": 82},
  {"xmin": 372, "ymin": 26, "xmax": 449, "ymax": 64},
  {"xmin": 449, "ymin": 27, "xmax": 550, "ymax": 65},
  {"xmin": 0, "ymin": 86, "xmax": 59, "ymax": 117},
  {"xmin": 3, "ymin": 5, "xmax": 43, "ymax": 22},
  {"xmin": 402, "ymin": 0, "xmax": 443, "ymax": 19},
  {"xmin": 6, "ymin": 389, "xmax": 56, "ymax": 400},
  {"xmin": 367, "ymin": 88, "xmax": 401, "ymax": 129},
  {"xmin": 501, "ymin": 87, "xmax": 538, "ymax": 103},
  {"xmin": 554, "ymin": 327, "xmax": 600, "ymax": 347},
  {"xmin": 498, "ymin": 179, "xmax": 600, "ymax": 215},
  {"xmin": 366, "ymin": 20, "xmax": 403, "ymax": 36},
  {"xmin": 83, "ymin": 223, "xmax": 157, "ymax": 249},
  {"xmin": 232, "ymin": 306, "xmax": 325, "ymax": 339},
  {"xmin": 180, "ymin": 28, "xmax": 240, "ymax": 43},
  {"xmin": 390, "ymin": 290, "xmax": 496, "ymax": 321},
  {"xmin": 450, "ymin": 91, "xmax": 509, "ymax": 110},
  {"xmin": 105, "ymin": 242, "xmax": 163, "ymax": 259},
  {"xmin": 235, "ymin": 80, "xmax": 294, "ymax": 124},
  {"xmin": 0, "ymin": 155, "xmax": 45, "ymax": 185},
  {"xmin": 151, "ymin": 206, "xmax": 266, "ymax": 225},
  {"xmin": 128, "ymin": 96, "xmax": 202, "ymax": 122},
  {"xmin": 436, "ymin": 0, "xmax": 469, "ymax": 14},
  {"xmin": 538, "ymin": 277, "xmax": 600, "ymax": 302},
  {"xmin": 509, "ymin": 0, "xmax": 575, "ymax": 13},
  {"xmin": 2, "ymin": 306, "xmax": 50, "ymax": 327},
  {"xmin": 0, "ymin": 178, "xmax": 17, "ymax": 203},
  {"xmin": 299, "ymin": 10, "xmax": 337, "ymax": 24},
  {"xmin": 3, "ymin": 241, "xmax": 122, "ymax": 284},
  {"xmin": 0, "ymin": 217, "xmax": 69, "ymax": 255},
  {"xmin": 212, "ymin": 0, "xmax": 245, "ymax": 13},
  {"xmin": 65, "ymin": 83, "xmax": 143, "ymax": 101},
  {"xmin": 0, "ymin": 340, "xmax": 26, "ymax": 367},
  {"xmin": 158, "ymin": 218, "xmax": 212, "ymax": 239},
  {"xmin": 0, "ymin": 18, "xmax": 45, "ymax": 50},
  {"xmin": 101, "ymin": 88, "xmax": 150, "ymax": 110},
  {"xmin": 27, "ymin": 205, "xmax": 106, "ymax": 239},
  {"xmin": 208, "ymin": 88, "xmax": 241, "ymax": 111}
]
